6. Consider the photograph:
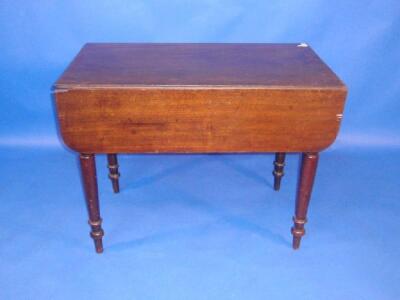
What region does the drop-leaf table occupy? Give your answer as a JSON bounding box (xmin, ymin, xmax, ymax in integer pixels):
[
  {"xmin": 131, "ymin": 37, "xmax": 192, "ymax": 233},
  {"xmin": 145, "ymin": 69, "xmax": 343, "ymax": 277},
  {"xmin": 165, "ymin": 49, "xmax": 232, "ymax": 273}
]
[{"xmin": 53, "ymin": 43, "xmax": 347, "ymax": 253}]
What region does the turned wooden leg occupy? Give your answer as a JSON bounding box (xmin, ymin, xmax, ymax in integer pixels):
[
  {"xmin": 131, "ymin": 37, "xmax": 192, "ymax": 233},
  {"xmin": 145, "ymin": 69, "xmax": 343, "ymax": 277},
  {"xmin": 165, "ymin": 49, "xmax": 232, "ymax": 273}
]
[
  {"xmin": 273, "ymin": 152, "xmax": 286, "ymax": 191},
  {"xmin": 107, "ymin": 154, "xmax": 120, "ymax": 193},
  {"xmin": 291, "ymin": 152, "xmax": 319, "ymax": 249},
  {"xmin": 79, "ymin": 153, "xmax": 104, "ymax": 253}
]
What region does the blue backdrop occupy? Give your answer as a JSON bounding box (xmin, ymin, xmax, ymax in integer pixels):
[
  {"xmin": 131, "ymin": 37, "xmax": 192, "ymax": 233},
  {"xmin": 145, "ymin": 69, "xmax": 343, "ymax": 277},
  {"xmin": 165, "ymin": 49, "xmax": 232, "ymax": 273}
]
[{"xmin": 0, "ymin": 1, "xmax": 399, "ymax": 299}]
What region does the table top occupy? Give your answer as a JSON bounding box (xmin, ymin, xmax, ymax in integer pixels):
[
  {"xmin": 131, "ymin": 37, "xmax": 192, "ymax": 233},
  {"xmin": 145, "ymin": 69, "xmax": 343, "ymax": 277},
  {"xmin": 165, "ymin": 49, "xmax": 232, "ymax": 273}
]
[{"xmin": 55, "ymin": 43, "xmax": 345, "ymax": 90}]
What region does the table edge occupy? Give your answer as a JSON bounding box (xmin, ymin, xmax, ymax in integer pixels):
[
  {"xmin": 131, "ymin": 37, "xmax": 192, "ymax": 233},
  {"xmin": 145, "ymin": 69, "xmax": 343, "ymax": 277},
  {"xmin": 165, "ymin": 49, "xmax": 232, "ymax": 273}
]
[{"xmin": 52, "ymin": 84, "xmax": 347, "ymax": 93}]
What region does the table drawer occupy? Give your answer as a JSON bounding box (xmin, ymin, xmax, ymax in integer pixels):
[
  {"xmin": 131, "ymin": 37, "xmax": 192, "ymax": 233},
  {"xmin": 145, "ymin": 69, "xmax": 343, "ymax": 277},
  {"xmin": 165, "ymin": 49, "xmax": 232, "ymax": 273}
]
[{"xmin": 54, "ymin": 88, "xmax": 346, "ymax": 153}]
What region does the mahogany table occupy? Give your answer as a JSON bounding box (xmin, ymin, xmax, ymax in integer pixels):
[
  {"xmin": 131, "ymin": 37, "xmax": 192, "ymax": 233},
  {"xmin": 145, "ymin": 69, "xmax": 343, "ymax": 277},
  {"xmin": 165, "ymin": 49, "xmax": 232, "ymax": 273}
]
[{"xmin": 53, "ymin": 43, "xmax": 347, "ymax": 253}]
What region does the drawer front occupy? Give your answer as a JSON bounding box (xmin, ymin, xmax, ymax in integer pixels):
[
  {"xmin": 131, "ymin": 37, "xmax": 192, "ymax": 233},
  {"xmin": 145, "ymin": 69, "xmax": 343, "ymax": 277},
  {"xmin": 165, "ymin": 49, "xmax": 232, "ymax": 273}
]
[{"xmin": 54, "ymin": 88, "xmax": 346, "ymax": 153}]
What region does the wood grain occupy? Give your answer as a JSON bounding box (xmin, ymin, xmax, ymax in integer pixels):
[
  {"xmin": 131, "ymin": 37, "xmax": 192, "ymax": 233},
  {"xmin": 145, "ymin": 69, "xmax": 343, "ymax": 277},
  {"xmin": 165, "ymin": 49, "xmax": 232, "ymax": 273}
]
[
  {"xmin": 55, "ymin": 43, "xmax": 345, "ymax": 89},
  {"xmin": 54, "ymin": 88, "xmax": 346, "ymax": 153}
]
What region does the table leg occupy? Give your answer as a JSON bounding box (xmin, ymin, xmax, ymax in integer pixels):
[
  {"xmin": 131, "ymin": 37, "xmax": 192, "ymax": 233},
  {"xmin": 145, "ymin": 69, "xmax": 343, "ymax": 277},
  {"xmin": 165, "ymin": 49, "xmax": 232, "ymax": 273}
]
[
  {"xmin": 79, "ymin": 153, "xmax": 104, "ymax": 253},
  {"xmin": 291, "ymin": 152, "xmax": 319, "ymax": 249},
  {"xmin": 273, "ymin": 152, "xmax": 286, "ymax": 191},
  {"xmin": 107, "ymin": 154, "xmax": 120, "ymax": 193}
]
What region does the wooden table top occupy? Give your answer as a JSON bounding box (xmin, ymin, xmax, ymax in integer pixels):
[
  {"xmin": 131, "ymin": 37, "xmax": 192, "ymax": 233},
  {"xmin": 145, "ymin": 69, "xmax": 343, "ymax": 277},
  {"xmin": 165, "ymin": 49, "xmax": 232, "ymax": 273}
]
[
  {"xmin": 54, "ymin": 43, "xmax": 347, "ymax": 154},
  {"xmin": 55, "ymin": 43, "xmax": 345, "ymax": 90}
]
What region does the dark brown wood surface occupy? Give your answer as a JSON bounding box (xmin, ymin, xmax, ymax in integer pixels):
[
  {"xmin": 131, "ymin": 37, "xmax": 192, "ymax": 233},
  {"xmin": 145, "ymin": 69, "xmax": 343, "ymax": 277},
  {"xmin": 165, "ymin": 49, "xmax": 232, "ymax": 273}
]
[
  {"xmin": 292, "ymin": 152, "xmax": 319, "ymax": 249},
  {"xmin": 54, "ymin": 43, "xmax": 346, "ymax": 154},
  {"xmin": 107, "ymin": 154, "xmax": 120, "ymax": 193},
  {"xmin": 79, "ymin": 154, "xmax": 104, "ymax": 253},
  {"xmin": 273, "ymin": 152, "xmax": 286, "ymax": 191},
  {"xmin": 55, "ymin": 43, "xmax": 345, "ymax": 89},
  {"xmin": 55, "ymin": 88, "xmax": 345, "ymax": 153}
]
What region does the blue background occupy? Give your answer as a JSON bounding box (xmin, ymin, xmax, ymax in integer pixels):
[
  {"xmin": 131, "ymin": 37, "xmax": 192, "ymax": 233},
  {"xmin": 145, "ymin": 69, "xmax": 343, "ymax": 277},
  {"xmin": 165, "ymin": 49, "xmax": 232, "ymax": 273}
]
[{"xmin": 0, "ymin": 1, "xmax": 399, "ymax": 299}]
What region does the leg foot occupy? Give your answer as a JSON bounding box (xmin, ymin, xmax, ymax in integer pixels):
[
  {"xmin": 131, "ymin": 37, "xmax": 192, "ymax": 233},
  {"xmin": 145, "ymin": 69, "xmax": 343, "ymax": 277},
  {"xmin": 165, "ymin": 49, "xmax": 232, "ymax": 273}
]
[
  {"xmin": 107, "ymin": 154, "xmax": 120, "ymax": 193},
  {"xmin": 291, "ymin": 152, "xmax": 319, "ymax": 249},
  {"xmin": 273, "ymin": 152, "xmax": 286, "ymax": 191},
  {"xmin": 291, "ymin": 217, "xmax": 307, "ymax": 249},
  {"xmin": 89, "ymin": 219, "xmax": 104, "ymax": 253},
  {"xmin": 80, "ymin": 153, "xmax": 104, "ymax": 253}
]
